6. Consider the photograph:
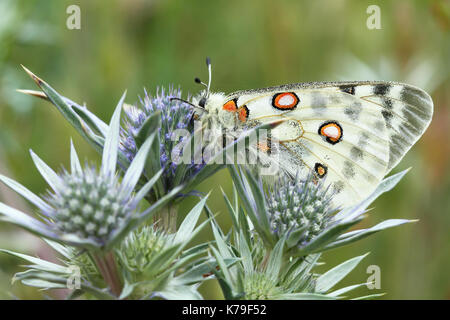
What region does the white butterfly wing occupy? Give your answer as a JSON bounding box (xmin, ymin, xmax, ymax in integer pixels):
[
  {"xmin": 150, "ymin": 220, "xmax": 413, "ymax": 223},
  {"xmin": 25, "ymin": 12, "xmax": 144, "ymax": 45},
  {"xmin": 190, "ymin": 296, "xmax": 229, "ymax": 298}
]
[{"xmin": 228, "ymin": 81, "xmax": 433, "ymax": 206}]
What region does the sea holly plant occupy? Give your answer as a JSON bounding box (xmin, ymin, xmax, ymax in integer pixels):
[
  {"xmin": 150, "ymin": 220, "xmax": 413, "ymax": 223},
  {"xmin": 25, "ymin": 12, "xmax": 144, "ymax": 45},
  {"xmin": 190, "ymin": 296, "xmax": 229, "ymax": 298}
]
[
  {"xmin": 0, "ymin": 67, "xmax": 416, "ymax": 299},
  {"xmin": 203, "ymin": 166, "xmax": 413, "ymax": 299}
]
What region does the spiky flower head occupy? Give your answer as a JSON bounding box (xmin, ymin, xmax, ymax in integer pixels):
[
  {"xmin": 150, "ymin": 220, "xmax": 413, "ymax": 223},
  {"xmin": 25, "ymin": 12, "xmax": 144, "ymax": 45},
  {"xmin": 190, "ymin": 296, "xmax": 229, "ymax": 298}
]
[
  {"xmin": 243, "ymin": 272, "xmax": 282, "ymax": 300},
  {"xmin": 266, "ymin": 174, "xmax": 336, "ymax": 245},
  {"xmin": 120, "ymin": 225, "xmax": 173, "ymax": 273},
  {"xmin": 43, "ymin": 167, "xmax": 135, "ymax": 245},
  {"xmin": 120, "ymin": 88, "xmax": 209, "ymax": 198},
  {"xmin": 0, "ymin": 93, "xmax": 170, "ymax": 250}
]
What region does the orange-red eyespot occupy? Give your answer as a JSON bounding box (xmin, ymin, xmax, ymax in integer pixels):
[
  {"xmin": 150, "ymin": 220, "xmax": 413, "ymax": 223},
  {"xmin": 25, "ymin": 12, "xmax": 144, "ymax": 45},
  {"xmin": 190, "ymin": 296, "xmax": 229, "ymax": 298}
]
[
  {"xmin": 318, "ymin": 121, "xmax": 343, "ymax": 145},
  {"xmin": 314, "ymin": 163, "xmax": 328, "ymax": 178},
  {"xmin": 272, "ymin": 92, "xmax": 299, "ymax": 110},
  {"xmin": 222, "ymin": 99, "xmax": 238, "ymax": 112},
  {"xmin": 238, "ymin": 105, "xmax": 249, "ymax": 122}
]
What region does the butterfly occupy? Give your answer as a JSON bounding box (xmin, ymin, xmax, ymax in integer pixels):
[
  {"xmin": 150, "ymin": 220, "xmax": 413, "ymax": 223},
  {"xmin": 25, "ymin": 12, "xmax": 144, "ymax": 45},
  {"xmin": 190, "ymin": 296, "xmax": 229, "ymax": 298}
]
[{"xmin": 179, "ymin": 58, "xmax": 433, "ymax": 207}]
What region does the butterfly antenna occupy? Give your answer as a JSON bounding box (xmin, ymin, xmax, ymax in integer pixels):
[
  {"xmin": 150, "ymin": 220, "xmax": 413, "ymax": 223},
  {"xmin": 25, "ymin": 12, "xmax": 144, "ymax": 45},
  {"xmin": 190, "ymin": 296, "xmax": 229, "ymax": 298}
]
[
  {"xmin": 206, "ymin": 56, "xmax": 212, "ymax": 98},
  {"xmin": 194, "ymin": 77, "xmax": 208, "ymax": 88},
  {"xmin": 169, "ymin": 97, "xmax": 208, "ymax": 113}
]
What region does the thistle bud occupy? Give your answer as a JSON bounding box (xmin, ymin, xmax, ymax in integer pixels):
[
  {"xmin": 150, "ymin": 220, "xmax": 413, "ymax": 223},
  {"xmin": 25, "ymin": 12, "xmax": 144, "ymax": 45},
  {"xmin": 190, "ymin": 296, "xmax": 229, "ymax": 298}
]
[
  {"xmin": 44, "ymin": 168, "xmax": 135, "ymax": 246},
  {"xmin": 266, "ymin": 174, "xmax": 336, "ymax": 244}
]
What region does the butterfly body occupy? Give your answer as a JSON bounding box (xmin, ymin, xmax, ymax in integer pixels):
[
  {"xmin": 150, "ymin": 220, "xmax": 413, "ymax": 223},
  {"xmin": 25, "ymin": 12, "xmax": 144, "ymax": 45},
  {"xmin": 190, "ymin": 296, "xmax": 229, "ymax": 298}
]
[{"xmin": 194, "ymin": 78, "xmax": 433, "ymax": 207}]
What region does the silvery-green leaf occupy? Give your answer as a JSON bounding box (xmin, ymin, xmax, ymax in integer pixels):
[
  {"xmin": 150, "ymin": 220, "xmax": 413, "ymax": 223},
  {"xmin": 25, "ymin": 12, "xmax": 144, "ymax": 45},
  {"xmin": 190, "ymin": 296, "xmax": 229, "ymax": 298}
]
[
  {"xmin": 275, "ymin": 293, "xmax": 336, "ymax": 300},
  {"xmin": 237, "ymin": 231, "xmax": 253, "ymax": 274},
  {"xmin": 179, "ymin": 243, "xmax": 209, "ymax": 260},
  {"xmin": 14, "ymin": 269, "xmax": 115, "ymax": 299},
  {"xmin": 266, "ymin": 236, "xmax": 286, "ymax": 282},
  {"xmin": 174, "ymin": 258, "xmax": 239, "ymax": 286},
  {"xmin": 120, "ymin": 133, "xmax": 155, "ymax": 198},
  {"xmin": 134, "ymin": 169, "xmax": 163, "ymax": 202},
  {"xmin": 143, "ymin": 244, "xmax": 181, "ymax": 276},
  {"xmin": 136, "ymin": 112, "xmax": 163, "ymax": 183},
  {"xmin": 21, "ymin": 278, "xmax": 67, "ymax": 289},
  {"xmin": 119, "ymin": 279, "xmax": 137, "ymax": 300},
  {"xmin": 228, "ymin": 166, "xmax": 272, "ymax": 246},
  {"xmin": 244, "ymin": 168, "xmax": 272, "ymax": 239},
  {"xmin": 43, "ymin": 239, "xmax": 72, "ymax": 259},
  {"xmin": 327, "ymin": 283, "xmax": 368, "ymax": 298},
  {"xmin": 292, "ymin": 218, "xmax": 363, "ymax": 257},
  {"xmin": 30, "ymin": 150, "xmax": 64, "ymax": 192},
  {"xmin": 0, "ymin": 249, "xmax": 68, "ymax": 273},
  {"xmin": 70, "ymin": 139, "xmax": 82, "ymax": 175},
  {"xmin": 71, "ymin": 104, "xmax": 108, "ymax": 137},
  {"xmin": 316, "ymin": 253, "xmax": 369, "ymax": 293},
  {"xmin": 134, "ymin": 110, "xmax": 161, "ymax": 147},
  {"xmin": 210, "ymin": 246, "xmax": 234, "ymax": 286},
  {"xmin": 0, "ymin": 203, "xmax": 58, "ymax": 240},
  {"xmin": 101, "ymin": 92, "xmax": 126, "ymax": 177},
  {"xmin": 221, "ymin": 187, "xmax": 239, "ymax": 229},
  {"xmin": 352, "ymin": 293, "xmax": 386, "ymax": 300},
  {"xmin": 136, "ymin": 185, "xmax": 184, "ymax": 225},
  {"xmin": 323, "ymin": 219, "xmax": 416, "ymax": 251},
  {"xmin": 174, "ymin": 195, "xmax": 209, "ymax": 244},
  {"xmin": 0, "ymin": 174, "xmax": 51, "ymax": 213},
  {"xmin": 152, "ymin": 284, "xmax": 203, "ymax": 300},
  {"xmin": 20, "ymin": 68, "xmax": 103, "ymax": 153},
  {"xmin": 286, "ymin": 226, "xmax": 308, "ymax": 248},
  {"xmin": 210, "ymin": 219, "xmax": 233, "ymax": 260}
]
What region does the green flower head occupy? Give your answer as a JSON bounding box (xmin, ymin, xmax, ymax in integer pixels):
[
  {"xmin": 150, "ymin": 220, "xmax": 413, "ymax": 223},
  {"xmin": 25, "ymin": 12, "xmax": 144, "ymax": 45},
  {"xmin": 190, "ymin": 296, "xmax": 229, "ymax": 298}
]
[{"xmin": 0, "ymin": 94, "xmax": 172, "ymax": 250}]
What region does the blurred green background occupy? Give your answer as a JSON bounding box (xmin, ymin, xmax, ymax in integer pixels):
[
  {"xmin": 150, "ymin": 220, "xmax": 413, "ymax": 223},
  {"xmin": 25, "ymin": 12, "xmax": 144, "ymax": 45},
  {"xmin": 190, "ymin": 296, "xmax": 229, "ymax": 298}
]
[{"xmin": 0, "ymin": 0, "xmax": 448, "ymax": 299}]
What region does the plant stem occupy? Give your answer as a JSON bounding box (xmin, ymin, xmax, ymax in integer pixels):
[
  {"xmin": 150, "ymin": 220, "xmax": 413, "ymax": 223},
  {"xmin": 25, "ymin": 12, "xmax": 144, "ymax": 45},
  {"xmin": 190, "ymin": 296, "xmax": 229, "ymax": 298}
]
[
  {"xmin": 259, "ymin": 250, "xmax": 271, "ymax": 271},
  {"xmin": 155, "ymin": 204, "xmax": 178, "ymax": 233},
  {"xmin": 93, "ymin": 251, "xmax": 122, "ymax": 297}
]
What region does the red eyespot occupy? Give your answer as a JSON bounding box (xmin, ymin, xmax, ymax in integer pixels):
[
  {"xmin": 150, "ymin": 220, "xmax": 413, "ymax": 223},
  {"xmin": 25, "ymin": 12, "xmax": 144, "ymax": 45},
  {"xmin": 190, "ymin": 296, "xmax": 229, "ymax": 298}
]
[
  {"xmin": 222, "ymin": 99, "xmax": 238, "ymax": 112},
  {"xmin": 314, "ymin": 163, "xmax": 328, "ymax": 178},
  {"xmin": 318, "ymin": 121, "xmax": 343, "ymax": 145},
  {"xmin": 238, "ymin": 106, "xmax": 249, "ymax": 122},
  {"xmin": 272, "ymin": 92, "xmax": 299, "ymax": 110}
]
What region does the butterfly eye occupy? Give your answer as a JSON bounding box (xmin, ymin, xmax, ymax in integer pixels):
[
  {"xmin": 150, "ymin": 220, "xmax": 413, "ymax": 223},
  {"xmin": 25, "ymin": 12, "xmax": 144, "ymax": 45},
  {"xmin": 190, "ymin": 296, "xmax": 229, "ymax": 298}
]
[{"xmin": 198, "ymin": 97, "xmax": 207, "ymax": 108}]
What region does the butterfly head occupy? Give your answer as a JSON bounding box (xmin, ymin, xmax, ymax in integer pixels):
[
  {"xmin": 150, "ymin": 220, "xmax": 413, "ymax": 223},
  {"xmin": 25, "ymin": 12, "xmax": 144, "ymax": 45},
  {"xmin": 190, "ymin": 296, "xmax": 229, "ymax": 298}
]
[{"xmin": 170, "ymin": 58, "xmax": 236, "ymax": 127}]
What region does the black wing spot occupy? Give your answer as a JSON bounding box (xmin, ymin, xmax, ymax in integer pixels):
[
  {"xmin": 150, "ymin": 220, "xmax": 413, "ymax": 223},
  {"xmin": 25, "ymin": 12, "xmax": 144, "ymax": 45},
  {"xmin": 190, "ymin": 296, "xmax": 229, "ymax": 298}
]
[
  {"xmin": 339, "ymin": 85, "xmax": 355, "ymax": 95},
  {"xmin": 382, "ymin": 97, "xmax": 393, "ymax": 109},
  {"xmin": 382, "ymin": 110, "xmax": 393, "ymax": 128},
  {"xmin": 374, "ymin": 84, "xmax": 391, "ymax": 96}
]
